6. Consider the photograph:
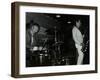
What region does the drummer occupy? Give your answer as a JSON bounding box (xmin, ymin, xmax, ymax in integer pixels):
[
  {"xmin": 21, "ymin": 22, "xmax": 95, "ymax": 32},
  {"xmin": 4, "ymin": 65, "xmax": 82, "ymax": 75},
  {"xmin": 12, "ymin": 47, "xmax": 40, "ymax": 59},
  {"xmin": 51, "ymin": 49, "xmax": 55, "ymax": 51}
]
[{"xmin": 26, "ymin": 20, "xmax": 40, "ymax": 52}]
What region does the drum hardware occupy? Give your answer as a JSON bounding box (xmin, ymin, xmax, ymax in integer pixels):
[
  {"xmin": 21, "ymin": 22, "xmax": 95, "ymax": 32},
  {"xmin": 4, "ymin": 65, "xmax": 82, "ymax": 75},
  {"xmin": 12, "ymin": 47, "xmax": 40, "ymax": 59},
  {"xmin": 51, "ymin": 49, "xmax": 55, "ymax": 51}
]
[
  {"xmin": 28, "ymin": 26, "xmax": 65, "ymax": 66},
  {"xmin": 44, "ymin": 26, "xmax": 64, "ymax": 65}
]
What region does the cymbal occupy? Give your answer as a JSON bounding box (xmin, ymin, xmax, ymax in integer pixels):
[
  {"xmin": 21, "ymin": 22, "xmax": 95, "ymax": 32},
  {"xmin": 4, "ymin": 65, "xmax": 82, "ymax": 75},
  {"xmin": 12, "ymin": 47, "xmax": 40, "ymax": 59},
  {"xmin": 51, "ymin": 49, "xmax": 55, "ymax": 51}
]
[
  {"xmin": 45, "ymin": 27, "xmax": 60, "ymax": 31},
  {"xmin": 52, "ymin": 41, "xmax": 64, "ymax": 46}
]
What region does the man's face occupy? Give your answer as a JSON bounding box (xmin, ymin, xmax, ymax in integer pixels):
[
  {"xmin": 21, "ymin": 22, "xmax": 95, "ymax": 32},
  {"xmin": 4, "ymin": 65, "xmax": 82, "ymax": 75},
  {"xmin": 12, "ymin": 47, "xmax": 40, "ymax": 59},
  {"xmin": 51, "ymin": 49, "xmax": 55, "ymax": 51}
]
[
  {"xmin": 30, "ymin": 25, "xmax": 39, "ymax": 35},
  {"xmin": 76, "ymin": 20, "xmax": 81, "ymax": 28}
]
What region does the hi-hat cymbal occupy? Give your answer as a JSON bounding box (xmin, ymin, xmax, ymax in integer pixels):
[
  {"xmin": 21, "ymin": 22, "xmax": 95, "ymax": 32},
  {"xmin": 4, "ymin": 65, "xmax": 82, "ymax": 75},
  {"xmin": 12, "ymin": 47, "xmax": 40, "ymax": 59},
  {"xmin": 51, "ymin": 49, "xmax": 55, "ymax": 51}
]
[{"xmin": 52, "ymin": 41, "xmax": 64, "ymax": 46}]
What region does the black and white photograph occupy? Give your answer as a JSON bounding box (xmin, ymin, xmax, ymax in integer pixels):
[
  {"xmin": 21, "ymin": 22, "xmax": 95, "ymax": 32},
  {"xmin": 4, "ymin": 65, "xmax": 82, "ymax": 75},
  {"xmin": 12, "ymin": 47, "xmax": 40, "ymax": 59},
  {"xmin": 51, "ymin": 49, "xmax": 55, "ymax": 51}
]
[
  {"xmin": 11, "ymin": 2, "xmax": 97, "ymax": 78},
  {"xmin": 26, "ymin": 13, "xmax": 90, "ymax": 67}
]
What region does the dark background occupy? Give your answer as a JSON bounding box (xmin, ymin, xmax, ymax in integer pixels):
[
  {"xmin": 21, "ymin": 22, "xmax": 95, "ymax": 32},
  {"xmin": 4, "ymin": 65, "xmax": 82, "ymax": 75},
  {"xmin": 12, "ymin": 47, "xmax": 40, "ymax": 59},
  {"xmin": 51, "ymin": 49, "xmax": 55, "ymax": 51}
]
[{"xmin": 26, "ymin": 12, "xmax": 90, "ymax": 67}]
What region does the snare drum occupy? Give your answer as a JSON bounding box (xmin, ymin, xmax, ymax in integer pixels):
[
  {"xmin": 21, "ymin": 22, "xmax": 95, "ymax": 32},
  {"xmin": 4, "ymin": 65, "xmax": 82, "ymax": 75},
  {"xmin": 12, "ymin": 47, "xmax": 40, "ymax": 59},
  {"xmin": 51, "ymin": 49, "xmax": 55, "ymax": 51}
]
[
  {"xmin": 38, "ymin": 46, "xmax": 47, "ymax": 51},
  {"xmin": 29, "ymin": 46, "xmax": 39, "ymax": 52}
]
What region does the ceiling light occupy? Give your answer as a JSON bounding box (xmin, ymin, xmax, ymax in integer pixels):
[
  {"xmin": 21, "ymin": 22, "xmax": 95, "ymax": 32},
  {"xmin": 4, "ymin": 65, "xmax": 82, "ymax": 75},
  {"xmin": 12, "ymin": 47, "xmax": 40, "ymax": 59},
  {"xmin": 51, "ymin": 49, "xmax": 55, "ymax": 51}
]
[{"xmin": 56, "ymin": 15, "xmax": 61, "ymax": 18}]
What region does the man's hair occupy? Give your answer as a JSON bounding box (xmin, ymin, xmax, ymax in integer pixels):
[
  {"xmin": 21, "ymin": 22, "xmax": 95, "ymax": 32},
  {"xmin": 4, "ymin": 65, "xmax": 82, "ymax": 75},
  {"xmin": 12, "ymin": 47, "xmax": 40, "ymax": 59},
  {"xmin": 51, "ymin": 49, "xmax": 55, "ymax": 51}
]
[
  {"xmin": 29, "ymin": 20, "xmax": 35, "ymax": 28},
  {"xmin": 73, "ymin": 18, "xmax": 82, "ymax": 26},
  {"xmin": 26, "ymin": 20, "xmax": 34, "ymax": 29}
]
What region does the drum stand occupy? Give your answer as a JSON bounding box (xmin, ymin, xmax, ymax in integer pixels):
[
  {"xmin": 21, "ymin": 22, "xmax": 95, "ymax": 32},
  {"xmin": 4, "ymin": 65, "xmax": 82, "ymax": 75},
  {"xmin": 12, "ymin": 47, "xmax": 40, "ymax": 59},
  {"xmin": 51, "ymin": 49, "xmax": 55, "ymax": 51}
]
[{"xmin": 52, "ymin": 26, "xmax": 63, "ymax": 65}]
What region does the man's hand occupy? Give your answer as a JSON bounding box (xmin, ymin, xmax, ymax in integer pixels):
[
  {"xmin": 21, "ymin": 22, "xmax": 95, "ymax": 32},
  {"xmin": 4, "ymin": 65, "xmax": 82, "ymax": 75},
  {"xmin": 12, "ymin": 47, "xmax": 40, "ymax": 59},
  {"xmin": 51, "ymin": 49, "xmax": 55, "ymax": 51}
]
[{"xmin": 81, "ymin": 43, "xmax": 84, "ymax": 47}]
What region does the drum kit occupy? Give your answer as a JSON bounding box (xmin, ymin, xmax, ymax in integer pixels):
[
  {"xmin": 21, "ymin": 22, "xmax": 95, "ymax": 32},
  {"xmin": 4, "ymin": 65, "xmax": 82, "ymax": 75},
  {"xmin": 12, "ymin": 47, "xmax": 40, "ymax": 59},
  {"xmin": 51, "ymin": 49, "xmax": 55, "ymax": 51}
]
[{"xmin": 29, "ymin": 26, "xmax": 67, "ymax": 66}]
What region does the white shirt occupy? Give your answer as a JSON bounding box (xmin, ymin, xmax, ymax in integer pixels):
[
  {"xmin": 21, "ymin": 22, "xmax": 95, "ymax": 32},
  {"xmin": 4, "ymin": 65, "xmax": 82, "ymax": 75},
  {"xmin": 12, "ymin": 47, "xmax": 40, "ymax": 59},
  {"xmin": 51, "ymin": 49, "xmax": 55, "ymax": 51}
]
[{"xmin": 72, "ymin": 26, "xmax": 83, "ymax": 46}]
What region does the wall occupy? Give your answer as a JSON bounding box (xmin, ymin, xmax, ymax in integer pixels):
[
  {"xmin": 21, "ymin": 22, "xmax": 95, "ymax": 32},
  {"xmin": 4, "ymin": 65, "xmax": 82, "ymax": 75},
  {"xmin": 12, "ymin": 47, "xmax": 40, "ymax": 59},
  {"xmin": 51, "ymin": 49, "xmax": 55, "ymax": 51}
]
[{"xmin": 0, "ymin": 0, "xmax": 100, "ymax": 80}]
